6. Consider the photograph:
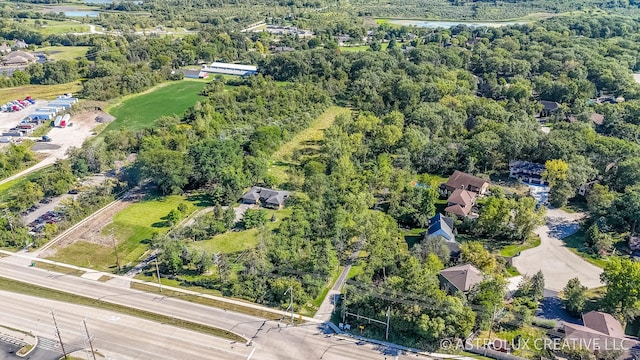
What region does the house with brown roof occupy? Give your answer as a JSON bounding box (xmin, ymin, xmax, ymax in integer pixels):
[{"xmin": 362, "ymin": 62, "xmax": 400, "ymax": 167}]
[
  {"xmin": 439, "ymin": 170, "xmax": 489, "ymax": 197},
  {"xmin": 439, "ymin": 263, "xmax": 483, "ymax": 294},
  {"xmin": 1, "ymin": 51, "xmax": 36, "ymax": 66},
  {"xmin": 563, "ymin": 311, "xmax": 637, "ymax": 351},
  {"xmin": 445, "ymin": 188, "xmax": 477, "ymax": 218},
  {"xmin": 591, "ymin": 113, "xmax": 605, "ymax": 126}
]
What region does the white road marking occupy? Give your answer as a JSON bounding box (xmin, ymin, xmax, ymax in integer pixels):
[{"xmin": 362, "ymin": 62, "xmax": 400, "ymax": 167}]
[{"xmin": 247, "ymin": 348, "xmax": 256, "ymax": 360}]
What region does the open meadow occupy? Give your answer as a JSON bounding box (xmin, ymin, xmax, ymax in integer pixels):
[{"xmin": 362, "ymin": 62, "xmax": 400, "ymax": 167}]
[{"xmin": 104, "ymin": 80, "xmax": 207, "ymax": 132}]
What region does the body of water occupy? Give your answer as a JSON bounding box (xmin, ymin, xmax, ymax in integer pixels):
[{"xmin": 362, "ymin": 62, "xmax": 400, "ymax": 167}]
[
  {"xmin": 64, "ymin": 10, "xmax": 100, "ymax": 17},
  {"xmin": 387, "ymin": 19, "xmax": 527, "ymax": 28}
]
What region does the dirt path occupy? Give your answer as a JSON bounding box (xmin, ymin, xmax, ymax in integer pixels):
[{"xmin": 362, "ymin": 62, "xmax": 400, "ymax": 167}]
[{"xmin": 513, "ymin": 208, "xmax": 603, "ymax": 291}]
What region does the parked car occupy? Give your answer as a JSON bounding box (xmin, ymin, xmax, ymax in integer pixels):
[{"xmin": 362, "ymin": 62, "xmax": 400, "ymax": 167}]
[
  {"xmin": 39, "ymin": 198, "xmax": 52, "ymax": 204},
  {"xmin": 68, "ymin": 189, "xmax": 79, "ymax": 194}
]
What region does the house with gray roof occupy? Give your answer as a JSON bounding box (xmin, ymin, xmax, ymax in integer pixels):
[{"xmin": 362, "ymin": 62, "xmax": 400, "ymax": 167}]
[
  {"xmin": 439, "ymin": 264, "xmax": 483, "ymax": 294},
  {"xmin": 426, "ymin": 213, "xmax": 461, "ymax": 259},
  {"xmin": 240, "ymin": 186, "xmax": 290, "ymax": 209}
]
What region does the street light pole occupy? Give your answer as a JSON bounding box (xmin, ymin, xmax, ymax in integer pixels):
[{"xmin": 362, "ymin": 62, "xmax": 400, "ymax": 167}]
[
  {"xmin": 284, "ymin": 286, "xmax": 293, "ymax": 323},
  {"xmin": 385, "ymin": 306, "xmax": 391, "ymax": 341},
  {"xmin": 155, "ymin": 257, "xmax": 162, "ymax": 293}
]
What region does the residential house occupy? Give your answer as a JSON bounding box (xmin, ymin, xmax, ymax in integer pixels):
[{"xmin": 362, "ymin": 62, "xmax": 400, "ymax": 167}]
[
  {"xmin": 444, "ymin": 188, "xmax": 477, "ymax": 218},
  {"xmin": 240, "ymin": 186, "xmax": 290, "ymax": 209},
  {"xmin": 563, "ymin": 311, "xmax": 636, "ymax": 351},
  {"xmin": 337, "ymin": 35, "xmax": 351, "ymax": 46},
  {"xmin": 439, "ymin": 264, "xmax": 483, "ymax": 294},
  {"xmin": 426, "ymin": 213, "xmax": 461, "ymax": 259},
  {"xmin": 509, "ymin": 160, "xmax": 548, "ymax": 185},
  {"xmin": 0, "ymin": 43, "xmax": 10, "ymax": 54},
  {"xmin": 578, "ymin": 180, "xmax": 598, "ymax": 197},
  {"xmin": 13, "ymin": 40, "xmax": 28, "ymax": 49},
  {"xmin": 439, "ymin": 170, "xmax": 489, "ymax": 197},
  {"xmin": 1, "ymin": 51, "xmax": 36, "ymax": 66},
  {"xmin": 540, "ymin": 100, "xmax": 560, "ymax": 117},
  {"xmin": 271, "ymin": 46, "xmax": 295, "ymax": 53}
]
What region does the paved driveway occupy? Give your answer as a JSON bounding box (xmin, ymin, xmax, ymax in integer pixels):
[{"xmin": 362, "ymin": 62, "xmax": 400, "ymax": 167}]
[{"xmin": 512, "ymin": 208, "xmax": 604, "ymax": 292}]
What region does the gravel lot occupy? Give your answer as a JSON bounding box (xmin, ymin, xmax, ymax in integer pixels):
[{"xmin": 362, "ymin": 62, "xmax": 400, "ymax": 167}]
[{"xmin": 0, "ymin": 110, "xmax": 103, "ymax": 187}]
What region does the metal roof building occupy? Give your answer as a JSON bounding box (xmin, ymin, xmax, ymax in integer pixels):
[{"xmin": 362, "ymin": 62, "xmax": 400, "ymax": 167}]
[{"xmin": 202, "ymin": 62, "xmax": 258, "ymax": 76}]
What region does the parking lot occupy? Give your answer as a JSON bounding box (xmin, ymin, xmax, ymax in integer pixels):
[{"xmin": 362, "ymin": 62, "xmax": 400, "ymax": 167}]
[
  {"xmin": 0, "ymin": 99, "xmax": 48, "ymax": 148},
  {"xmin": 0, "ymin": 109, "xmax": 104, "ymax": 187}
]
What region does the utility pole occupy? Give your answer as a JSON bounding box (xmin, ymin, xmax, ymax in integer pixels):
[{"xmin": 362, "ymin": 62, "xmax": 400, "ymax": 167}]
[
  {"xmin": 82, "ymin": 319, "xmax": 97, "ymax": 360},
  {"xmin": 154, "ymin": 257, "xmax": 162, "ymax": 293},
  {"xmin": 484, "ymin": 304, "xmax": 498, "ymax": 356},
  {"xmin": 385, "ymin": 306, "xmax": 391, "ymax": 341},
  {"xmin": 51, "ymin": 310, "xmax": 68, "ymax": 360},
  {"xmin": 341, "ymin": 287, "xmax": 347, "ymax": 325},
  {"xmin": 111, "ymin": 227, "xmax": 121, "ymax": 272},
  {"xmin": 284, "ymin": 286, "xmax": 293, "ymax": 323}
]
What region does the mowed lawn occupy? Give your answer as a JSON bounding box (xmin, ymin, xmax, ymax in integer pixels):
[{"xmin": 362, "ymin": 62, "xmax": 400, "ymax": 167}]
[
  {"xmin": 105, "ymin": 80, "xmax": 207, "ymax": 132},
  {"xmin": 189, "ymin": 208, "xmax": 292, "ymax": 255},
  {"xmin": 39, "ymin": 46, "xmax": 89, "ymax": 61},
  {"xmin": 49, "ymin": 195, "xmax": 202, "ymax": 272},
  {"xmin": 0, "ymin": 82, "xmax": 83, "ymax": 104}
]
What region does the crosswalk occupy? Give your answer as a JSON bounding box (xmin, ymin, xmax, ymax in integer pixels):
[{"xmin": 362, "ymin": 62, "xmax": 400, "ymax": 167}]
[
  {"xmin": 37, "ymin": 337, "xmax": 60, "ymax": 352},
  {"xmin": 0, "ymin": 334, "xmax": 27, "ymax": 347}
]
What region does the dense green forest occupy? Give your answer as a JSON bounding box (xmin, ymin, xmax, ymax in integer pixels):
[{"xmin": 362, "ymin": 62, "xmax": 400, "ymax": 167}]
[{"xmin": 2, "ymin": 1, "xmax": 640, "ymax": 351}]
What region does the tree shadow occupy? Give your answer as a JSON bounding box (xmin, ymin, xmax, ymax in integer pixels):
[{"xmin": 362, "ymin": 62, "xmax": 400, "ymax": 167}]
[{"xmin": 187, "ymin": 193, "xmax": 215, "ymax": 207}]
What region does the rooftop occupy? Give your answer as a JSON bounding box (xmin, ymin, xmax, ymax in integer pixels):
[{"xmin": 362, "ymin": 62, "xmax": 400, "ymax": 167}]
[
  {"xmin": 439, "ymin": 264, "xmax": 483, "ymax": 292},
  {"xmin": 442, "ymin": 170, "xmax": 488, "ymax": 193}
]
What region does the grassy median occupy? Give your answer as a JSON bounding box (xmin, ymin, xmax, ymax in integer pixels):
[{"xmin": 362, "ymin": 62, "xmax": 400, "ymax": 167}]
[{"xmin": 0, "ymin": 276, "xmax": 245, "ymax": 342}]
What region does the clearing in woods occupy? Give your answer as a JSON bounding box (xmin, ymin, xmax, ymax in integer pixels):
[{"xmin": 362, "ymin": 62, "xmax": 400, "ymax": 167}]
[
  {"xmin": 38, "ymin": 46, "xmax": 89, "ymax": 61},
  {"xmin": 268, "ymin": 106, "xmax": 351, "ymax": 183},
  {"xmin": 105, "ymin": 80, "xmax": 207, "ymax": 132}
]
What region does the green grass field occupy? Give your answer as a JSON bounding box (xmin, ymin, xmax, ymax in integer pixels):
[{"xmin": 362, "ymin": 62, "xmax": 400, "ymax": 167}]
[
  {"xmin": 49, "ymin": 194, "xmax": 202, "ymax": 271},
  {"xmin": 38, "ymin": 46, "xmax": 89, "ymax": 61},
  {"xmin": 11, "ymin": 19, "xmax": 90, "ymax": 35},
  {"xmin": 189, "ymin": 208, "xmax": 292, "ymax": 255},
  {"xmin": 105, "ymin": 80, "xmax": 207, "ymax": 132},
  {"xmin": 0, "ymin": 82, "xmax": 83, "ymax": 105}
]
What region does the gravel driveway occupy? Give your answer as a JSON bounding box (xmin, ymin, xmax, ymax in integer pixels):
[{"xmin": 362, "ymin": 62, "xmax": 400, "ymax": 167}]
[{"xmin": 512, "ymin": 208, "xmax": 604, "ymax": 291}]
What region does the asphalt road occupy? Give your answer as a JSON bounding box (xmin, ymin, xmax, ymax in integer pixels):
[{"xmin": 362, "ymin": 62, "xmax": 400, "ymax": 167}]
[{"xmin": 0, "ymin": 260, "xmax": 425, "ymax": 360}]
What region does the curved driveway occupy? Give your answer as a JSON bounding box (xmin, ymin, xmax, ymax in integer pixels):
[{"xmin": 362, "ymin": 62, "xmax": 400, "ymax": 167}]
[{"xmin": 512, "ymin": 208, "xmax": 603, "ymax": 291}]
